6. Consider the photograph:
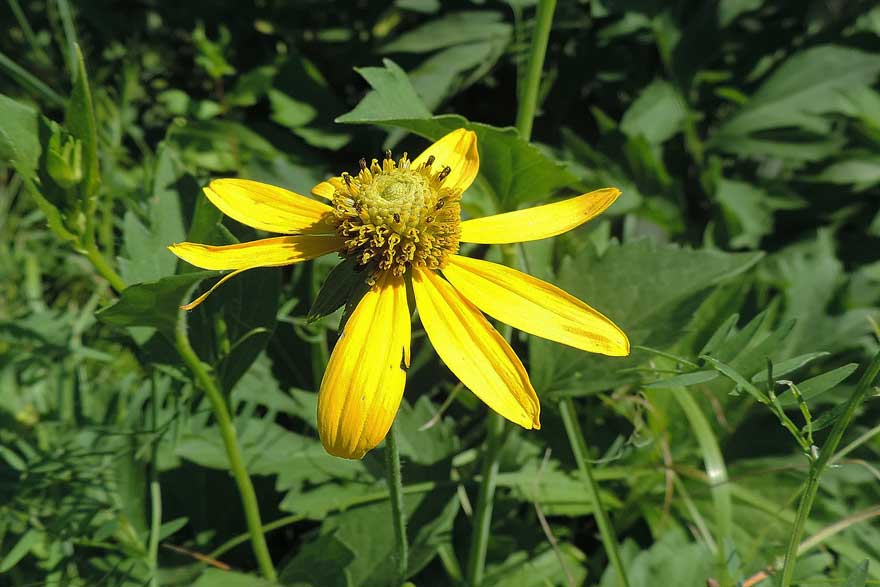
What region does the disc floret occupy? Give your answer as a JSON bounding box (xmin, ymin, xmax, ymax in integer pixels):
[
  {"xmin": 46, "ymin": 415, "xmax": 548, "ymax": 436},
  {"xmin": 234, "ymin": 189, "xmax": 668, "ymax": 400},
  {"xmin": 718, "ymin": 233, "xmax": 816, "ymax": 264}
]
[{"xmin": 329, "ymin": 151, "xmax": 462, "ymax": 277}]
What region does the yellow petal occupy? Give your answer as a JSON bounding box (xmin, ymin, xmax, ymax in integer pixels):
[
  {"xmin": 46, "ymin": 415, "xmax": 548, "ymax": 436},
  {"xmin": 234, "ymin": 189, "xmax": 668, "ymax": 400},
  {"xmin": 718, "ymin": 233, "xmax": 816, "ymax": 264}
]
[
  {"xmin": 168, "ymin": 235, "xmax": 344, "ymax": 271},
  {"xmin": 311, "ymin": 178, "xmax": 341, "ymax": 200},
  {"xmin": 412, "ymin": 128, "xmax": 480, "ymax": 193},
  {"xmin": 411, "ymin": 267, "xmax": 540, "ymax": 429},
  {"xmin": 317, "ymin": 273, "xmax": 411, "ymax": 459},
  {"xmin": 206, "ymin": 178, "xmax": 335, "ymax": 234},
  {"xmin": 443, "ymin": 255, "xmax": 629, "ymax": 356},
  {"xmin": 180, "ymin": 269, "xmax": 248, "ymax": 311},
  {"xmin": 459, "ymin": 187, "xmax": 621, "ymax": 244}
]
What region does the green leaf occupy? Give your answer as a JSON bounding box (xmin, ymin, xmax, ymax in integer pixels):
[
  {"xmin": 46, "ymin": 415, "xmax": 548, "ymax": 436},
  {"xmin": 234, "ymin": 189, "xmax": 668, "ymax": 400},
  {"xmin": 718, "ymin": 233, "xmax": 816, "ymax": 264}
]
[
  {"xmin": 0, "ymin": 93, "xmax": 41, "ymax": 176},
  {"xmin": 381, "ymin": 11, "xmax": 510, "ymax": 53},
  {"xmin": 336, "ymin": 59, "xmax": 431, "ymax": 123},
  {"xmin": 118, "ymin": 143, "xmax": 188, "ymax": 284},
  {"xmin": 845, "ymin": 560, "xmax": 869, "ymax": 587},
  {"xmin": 712, "ymin": 45, "xmax": 880, "ymax": 153},
  {"xmin": 337, "ymin": 59, "xmax": 577, "ymax": 206},
  {"xmin": 64, "ymin": 44, "xmax": 100, "ymax": 199},
  {"xmin": 620, "ymin": 80, "xmax": 686, "ymax": 144},
  {"xmin": 812, "ymin": 157, "xmax": 880, "ymax": 191},
  {"xmin": 279, "ymin": 532, "xmax": 354, "ymax": 587},
  {"xmin": 701, "ymin": 355, "xmax": 768, "ymax": 403},
  {"xmin": 645, "ymin": 370, "xmax": 719, "ymax": 388},
  {"xmin": 483, "ymin": 543, "xmax": 588, "ymax": 587},
  {"xmin": 308, "ymin": 257, "xmax": 372, "ymax": 323},
  {"xmin": 777, "ymin": 363, "xmax": 858, "ymax": 407},
  {"xmin": 0, "ymin": 529, "xmax": 40, "ymax": 572},
  {"xmin": 192, "ymin": 569, "xmax": 274, "ymax": 587},
  {"xmin": 715, "ymin": 178, "xmax": 802, "ymax": 249},
  {"xmin": 95, "ymin": 272, "xmax": 215, "ymax": 336},
  {"xmin": 531, "ymin": 239, "xmax": 762, "ymax": 393},
  {"xmin": 751, "ymin": 352, "xmax": 829, "ymax": 383}
]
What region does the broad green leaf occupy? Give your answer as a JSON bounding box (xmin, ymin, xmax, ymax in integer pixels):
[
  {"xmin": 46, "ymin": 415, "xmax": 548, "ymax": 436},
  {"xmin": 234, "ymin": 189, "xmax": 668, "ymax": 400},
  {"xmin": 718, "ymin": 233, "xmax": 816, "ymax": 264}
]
[
  {"xmin": 620, "ymin": 80, "xmax": 685, "ymax": 144},
  {"xmin": 530, "ymin": 239, "xmax": 761, "ymax": 393},
  {"xmin": 712, "ymin": 45, "xmax": 880, "ymax": 152},
  {"xmin": 599, "ymin": 530, "xmax": 714, "ymax": 587},
  {"xmin": 336, "ymin": 59, "xmax": 431, "ymax": 123},
  {"xmin": 95, "ymin": 271, "xmax": 215, "ymax": 336},
  {"xmin": 845, "ymin": 560, "xmax": 869, "ymax": 587},
  {"xmin": 0, "ymin": 529, "xmax": 40, "ymax": 572},
  {"xmin": 279, "ymin": 532, "xmax": 354, "ymax": 587},
  {"xmin": 0, "ymin": 93, "xmax": 41, "ymax": 176},
  {"xmin": 191, "ymin": 569, "xmax": 274, "ymax": 587},
  {"xmin": 64, "ymin": 44, "xmax": 100, "ymax": 199},
  {"xmin": 497, "ymin": 459, "xmax": 622, "ymax": 516},
  {"xmin": 337, "ymin": 59, "xmax": 577, "ymax": 206},
  {"xmin": 118, "ymin": 143, "xmax": 188, "ymax": 284},
  {"xmin": 812, "ymin": 157, "xmax": 880, "ymax": 191}
]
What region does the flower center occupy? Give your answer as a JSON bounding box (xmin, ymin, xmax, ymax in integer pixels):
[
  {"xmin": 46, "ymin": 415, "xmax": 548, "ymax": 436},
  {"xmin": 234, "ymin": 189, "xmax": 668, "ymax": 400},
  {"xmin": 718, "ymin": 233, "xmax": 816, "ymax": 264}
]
[{"xmin": 329, "ymin": 151, "xmax": 461, "ymax": 277}]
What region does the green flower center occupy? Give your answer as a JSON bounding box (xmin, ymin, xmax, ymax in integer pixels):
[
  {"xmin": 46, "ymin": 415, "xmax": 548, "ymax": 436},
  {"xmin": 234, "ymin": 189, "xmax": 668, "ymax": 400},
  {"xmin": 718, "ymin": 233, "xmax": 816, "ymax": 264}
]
[{"xmin": 329, "ymin": 152, "xmax": 461, "ymax": 277}]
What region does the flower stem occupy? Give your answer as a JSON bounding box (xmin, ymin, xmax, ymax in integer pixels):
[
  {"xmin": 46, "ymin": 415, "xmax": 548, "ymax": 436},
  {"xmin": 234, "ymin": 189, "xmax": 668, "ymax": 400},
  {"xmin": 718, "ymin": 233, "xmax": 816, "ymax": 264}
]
[
  {"xmin": 465, "ymin": 411, "xmax": 505, "ymax": 586},
  {"xmin": 514, "ymin": 0, "xmax": 557, "ymax": 141},
  {"xmin": 778, "ymin": 350, "xmax": 880, "ymax": 587},
  {"xmin": 559, "ymin": 397, "xmax": 630, "ymax": 587},
  {"xmin": 174, "ymin": 318, "xmax": 277, "ymax": 582},
  {"xmin": 384, "ymin": 419, "xmax": 409, "ymax": 584}
]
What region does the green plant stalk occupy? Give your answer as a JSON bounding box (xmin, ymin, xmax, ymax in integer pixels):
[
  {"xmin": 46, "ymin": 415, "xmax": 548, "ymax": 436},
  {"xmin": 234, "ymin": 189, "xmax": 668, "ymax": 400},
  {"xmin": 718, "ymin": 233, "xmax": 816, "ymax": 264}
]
[
  {"xmin": 779, "ymin": 350, "xmax": 880, "ymax": 587},
  {"xmin": 384, "ymin": 421, "xmax": 409, "ymax": 583},
  {"xmin": 559, "ymin": 397, "xmax": 630, "ymax": 587},
  {"xmin": 671, "ymin": 386, "xmax": 733, "ymax": 585},
  {"xmin": 148, "ymin": 378, "xmax": 162, "ymax": 587},
  {"xmin": 465, "ymin": 411, "xmax": 505, "ymax": 586},
  {"xmin": 514, "ymin": 0, "xmax": 557, "ymax": 142},
  {"xmin": 174, "ymin": 320, "xmax": 277, "ymax": 581}
]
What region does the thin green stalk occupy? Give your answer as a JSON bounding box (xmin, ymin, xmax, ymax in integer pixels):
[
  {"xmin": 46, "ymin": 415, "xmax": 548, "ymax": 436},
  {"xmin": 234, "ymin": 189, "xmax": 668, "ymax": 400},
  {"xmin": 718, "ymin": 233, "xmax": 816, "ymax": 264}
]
[
  {"xmin": 466, "ymin": 412, "xmax": 505, "ymax": 586},
  {"xmin": 559, "ymin": 397, "xmax": 630, "ymax": 587},
  {"xmin": 148, "ymin": 377, "xmax": 162, "ymax": 587},
  {"xmin": 672, "ymin": 386, "xmax": 733, "ymax": 585},
  {"xmin": 384, "ymin": 420, "xmax": 408, "ymax": 584},
  {"xmin": 779, "ymin": 350, "xmax": 880, "ymax": 587},
  {"xmin": 174, "ymin": 320, "xmax": 277, "ymax": 582},
  {"xmin": 514, "ymin": 0, "xmax": 557, "ymax": 141}
]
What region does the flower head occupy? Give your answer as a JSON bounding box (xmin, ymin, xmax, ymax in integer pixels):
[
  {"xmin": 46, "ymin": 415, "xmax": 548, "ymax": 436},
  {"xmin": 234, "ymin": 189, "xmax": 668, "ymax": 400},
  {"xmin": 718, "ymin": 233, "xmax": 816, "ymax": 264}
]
[{"xmin": 169, "ymin": 129, "xmax": 629, "ymax": 459}]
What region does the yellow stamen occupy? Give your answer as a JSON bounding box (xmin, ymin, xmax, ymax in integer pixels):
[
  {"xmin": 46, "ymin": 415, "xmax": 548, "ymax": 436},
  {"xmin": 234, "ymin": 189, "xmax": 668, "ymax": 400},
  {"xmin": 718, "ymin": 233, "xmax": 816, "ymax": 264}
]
[{"xmin": 329, "ymin": 152, "xmax": 461, "ymax": 276}]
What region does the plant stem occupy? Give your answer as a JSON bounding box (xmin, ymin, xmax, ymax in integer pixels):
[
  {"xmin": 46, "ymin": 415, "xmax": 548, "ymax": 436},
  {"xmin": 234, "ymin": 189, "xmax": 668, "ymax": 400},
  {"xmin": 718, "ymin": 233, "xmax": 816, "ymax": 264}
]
[
  {"xmin": 778, "ymin": 350, "xmax": 880, "ymax": 587},
  {"xmin": 148, "ymin": 377, "xmax": 162, "ymax": 587},
  {"xmin": 514, "ymin": 0, "xmax": 557, "ymax": 141},
  {"xmin": 466, "ymin": 411, "xmax": 505, "ymax": 586},
  {"xmin": 384, "ymin": 420, "xmax": 408, "ymax": 584},
  {"xmin": 559, "ymin": 397, "xmax": 630, "ymax": 587},
  {"xmin": 174, "ymin": 319, "xmax": 277, "ymax": 582}
]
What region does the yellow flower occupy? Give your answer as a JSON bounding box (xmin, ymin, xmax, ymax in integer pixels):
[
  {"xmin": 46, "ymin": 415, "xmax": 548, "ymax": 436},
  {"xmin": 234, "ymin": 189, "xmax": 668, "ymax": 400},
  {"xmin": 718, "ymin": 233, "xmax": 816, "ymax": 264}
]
[{"xmin": 169, "ymin": 129, "xmax": 629, "ymax": 459}]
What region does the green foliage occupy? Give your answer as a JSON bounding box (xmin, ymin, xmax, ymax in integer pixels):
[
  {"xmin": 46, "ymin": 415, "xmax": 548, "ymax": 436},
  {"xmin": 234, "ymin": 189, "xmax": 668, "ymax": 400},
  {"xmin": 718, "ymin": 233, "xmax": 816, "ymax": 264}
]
[{"xmin": 2, "ymin": 1, "xmax": 879, "ymax": 587}]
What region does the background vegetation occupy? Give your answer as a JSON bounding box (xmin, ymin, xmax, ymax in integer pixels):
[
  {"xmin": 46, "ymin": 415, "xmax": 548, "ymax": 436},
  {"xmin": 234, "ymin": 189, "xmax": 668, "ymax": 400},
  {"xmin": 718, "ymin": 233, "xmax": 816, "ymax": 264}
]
[{"xmin": 2, "ymin": 0, "xmax": 880, "ymax": 586}]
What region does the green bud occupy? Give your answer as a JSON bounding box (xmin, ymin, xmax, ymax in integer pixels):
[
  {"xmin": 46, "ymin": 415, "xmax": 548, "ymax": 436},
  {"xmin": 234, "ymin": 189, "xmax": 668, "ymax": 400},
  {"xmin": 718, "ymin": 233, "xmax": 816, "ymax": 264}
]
[{"xmin": 46, "ymin": 130, "xmax": 83, "ymax": 189}]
